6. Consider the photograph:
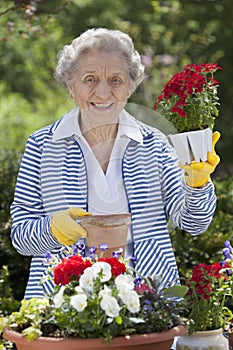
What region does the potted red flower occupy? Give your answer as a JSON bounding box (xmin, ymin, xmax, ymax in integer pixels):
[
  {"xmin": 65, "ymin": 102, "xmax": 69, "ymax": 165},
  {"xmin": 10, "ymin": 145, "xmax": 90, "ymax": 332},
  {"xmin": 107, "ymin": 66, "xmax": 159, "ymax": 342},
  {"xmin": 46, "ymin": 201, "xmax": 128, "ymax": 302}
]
[
  {"xmin": 177, "ymin": 240, "xmax": 233, "ymax": 349},
  {"xmin": 154, "ymin": 63, "xmax": 221, "ymax": 164}
]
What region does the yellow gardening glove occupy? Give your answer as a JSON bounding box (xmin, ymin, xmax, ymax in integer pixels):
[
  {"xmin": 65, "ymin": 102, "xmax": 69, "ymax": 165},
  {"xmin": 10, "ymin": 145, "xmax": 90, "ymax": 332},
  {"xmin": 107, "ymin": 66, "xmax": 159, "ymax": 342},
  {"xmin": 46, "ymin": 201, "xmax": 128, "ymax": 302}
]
[
  {"xmin": 180, "ymin": 131, "xmax": 220, "ymax": 188},
  {"xmin": 50, "ymin": 207, "xmax": 92, "ymax": 246}
]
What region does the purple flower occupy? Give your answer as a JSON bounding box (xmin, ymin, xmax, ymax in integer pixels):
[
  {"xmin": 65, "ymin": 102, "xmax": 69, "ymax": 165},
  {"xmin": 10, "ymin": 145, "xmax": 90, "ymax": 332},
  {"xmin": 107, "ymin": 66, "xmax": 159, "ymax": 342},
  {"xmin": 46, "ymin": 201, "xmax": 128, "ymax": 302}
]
[
  {"xmin": 223, "ymin": 247, "xmax": 233, "ymax": 260},
  {"xmin": 99, "ymin": 243, "xmax": 108, "ymax": 252},
  {"xmin": 71, "ymin": 244, "xmax": 78, "ymax": 255},
  {"xmin": 220, "ymin": 240, "xmax": 233, "ymax": 276},
  {"xmin": 43, "ymin": 251, "xmax": 53, "ymax": 264},
  {"xmin": 45, "ymin": 251, "xmax": 53, "ymax": 259},
  {"xmin": 224, "ymin": 240, "xmax": 233, "ymax": 253},
  {"xmin": 112, "ymin": 248, "xmax": 123, "ymax": 258},
  {"xmin": 76, "ymin": 241, "xmax": 86, "ymax": 252},
  {"xmin": 144, "ymin": 300, "xmax": 153, "ymax": 310},
  {"xmin": 89, "ymin": 246, "xmax": 97, "ymax": 258},
  {"xmin": 130, "ymin": 256, "xmax": 137, "ymax": 262},
  {"xmin": 134, "ymin": 277, "xmax": 142, "ymax": 286}
]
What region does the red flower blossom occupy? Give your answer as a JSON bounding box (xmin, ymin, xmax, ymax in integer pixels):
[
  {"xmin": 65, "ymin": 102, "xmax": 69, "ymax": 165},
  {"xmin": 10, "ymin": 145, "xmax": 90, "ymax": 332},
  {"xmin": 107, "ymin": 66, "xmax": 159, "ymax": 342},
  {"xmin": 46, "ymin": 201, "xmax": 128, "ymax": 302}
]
[
  {"xmin": 98, "ymin": 257, "xmax": 126, "ymax": 277},
  {"xmin": 153, "ymin": 63, "xmax": 221, "ymax": 132},
  {"xmin": 185, "ymin": 241, "xmax": 233, "ymax": 333},
  {"xmin": 53, "ymin": 254, "xmax": 126, "ymax": 286},
  {"xmin": 188, "ymin": 262, "xmax": 227, "ymax": 300},
  {"xmin": 54, "ymin": 255, "xmax": 92, "ymax": 285}
]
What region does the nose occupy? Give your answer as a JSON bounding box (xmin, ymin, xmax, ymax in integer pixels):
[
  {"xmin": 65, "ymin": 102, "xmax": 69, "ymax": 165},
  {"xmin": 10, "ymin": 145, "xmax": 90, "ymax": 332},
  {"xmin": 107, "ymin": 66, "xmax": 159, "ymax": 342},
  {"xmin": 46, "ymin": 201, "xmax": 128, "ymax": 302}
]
[{"xmin": 94, "ymin": 80, "xmax": 111, "ymax": 99}]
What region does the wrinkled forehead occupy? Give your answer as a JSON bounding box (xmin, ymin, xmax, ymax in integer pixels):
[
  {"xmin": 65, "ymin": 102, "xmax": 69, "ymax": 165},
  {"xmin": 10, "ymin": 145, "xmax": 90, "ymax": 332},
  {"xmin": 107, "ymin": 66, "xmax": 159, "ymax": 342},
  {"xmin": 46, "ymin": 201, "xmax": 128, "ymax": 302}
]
[{"xmin": 76, "ymin": 50, "xmax": 129, "ymax": 77}]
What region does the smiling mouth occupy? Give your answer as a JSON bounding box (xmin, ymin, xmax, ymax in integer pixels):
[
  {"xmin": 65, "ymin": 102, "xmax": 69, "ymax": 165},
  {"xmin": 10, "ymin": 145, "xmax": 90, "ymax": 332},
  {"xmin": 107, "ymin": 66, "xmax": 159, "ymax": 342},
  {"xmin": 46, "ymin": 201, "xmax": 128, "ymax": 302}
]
[{"xmin": 91, "ymin": 102, "xmax": 113, "ymax": 109}]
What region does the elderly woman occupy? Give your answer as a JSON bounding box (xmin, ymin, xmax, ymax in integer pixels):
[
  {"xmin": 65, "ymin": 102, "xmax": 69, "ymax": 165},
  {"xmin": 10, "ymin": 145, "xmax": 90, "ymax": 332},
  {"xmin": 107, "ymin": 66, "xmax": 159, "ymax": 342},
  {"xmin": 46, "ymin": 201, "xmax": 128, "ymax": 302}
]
[{"xmin": 10, "ymin": 28, "xmax": 219, "ymax": 299}]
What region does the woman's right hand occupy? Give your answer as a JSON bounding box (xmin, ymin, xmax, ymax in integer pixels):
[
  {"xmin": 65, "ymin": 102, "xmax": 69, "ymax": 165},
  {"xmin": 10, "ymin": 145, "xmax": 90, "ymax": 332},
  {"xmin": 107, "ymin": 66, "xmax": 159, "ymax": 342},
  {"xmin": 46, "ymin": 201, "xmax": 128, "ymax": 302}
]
[{"xmin": 50, "ymin": 207, "xmax": 92, "ymax": 246}]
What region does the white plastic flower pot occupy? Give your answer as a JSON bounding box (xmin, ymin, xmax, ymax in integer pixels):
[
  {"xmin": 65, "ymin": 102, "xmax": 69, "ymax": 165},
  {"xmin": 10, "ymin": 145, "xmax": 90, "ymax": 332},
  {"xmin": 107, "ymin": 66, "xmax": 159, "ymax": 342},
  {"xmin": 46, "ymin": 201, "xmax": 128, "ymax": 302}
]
[
  {"xmin": 176, "ymin": 328, "xmax": 229, "ymax": 350},
  {"xmin": 169, "ymin": 128, "xmax": 212, "ymax": 165}
]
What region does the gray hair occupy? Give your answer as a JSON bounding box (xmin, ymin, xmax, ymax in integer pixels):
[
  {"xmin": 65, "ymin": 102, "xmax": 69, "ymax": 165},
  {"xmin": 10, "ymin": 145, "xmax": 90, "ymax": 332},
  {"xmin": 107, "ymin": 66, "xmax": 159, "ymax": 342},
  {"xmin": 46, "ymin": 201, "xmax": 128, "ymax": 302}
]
[{"xmin": 55, "ymin": 28, "xmax": 145, "ymax": 93}]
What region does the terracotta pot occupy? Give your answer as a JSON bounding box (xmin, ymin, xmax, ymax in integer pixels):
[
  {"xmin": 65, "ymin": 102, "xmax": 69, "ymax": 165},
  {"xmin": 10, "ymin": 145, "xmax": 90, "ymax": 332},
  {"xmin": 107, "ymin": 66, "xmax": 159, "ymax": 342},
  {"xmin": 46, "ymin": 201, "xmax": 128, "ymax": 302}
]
[
  {"xmin": 3, "ymin": 325, "xmax": 186, "ymax": 350},
  {"xmin": 169, "ymin": 127, "xmax": 212, "ymax": 165},
  {"xmin": 176, "ymin": 328, "xmax": 229, "ymax": 350},
  {"xmin": 78, "ymin": 213, "xmax": 131, "ymax": 257}
]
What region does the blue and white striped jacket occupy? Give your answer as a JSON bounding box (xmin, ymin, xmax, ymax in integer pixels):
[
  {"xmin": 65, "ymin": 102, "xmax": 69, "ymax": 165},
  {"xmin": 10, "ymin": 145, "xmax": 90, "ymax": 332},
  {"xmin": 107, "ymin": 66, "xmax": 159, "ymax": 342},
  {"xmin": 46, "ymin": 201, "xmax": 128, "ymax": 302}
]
[{"xmin": 10, "ymin": 109, "xmax": 216, "ymax": 299}]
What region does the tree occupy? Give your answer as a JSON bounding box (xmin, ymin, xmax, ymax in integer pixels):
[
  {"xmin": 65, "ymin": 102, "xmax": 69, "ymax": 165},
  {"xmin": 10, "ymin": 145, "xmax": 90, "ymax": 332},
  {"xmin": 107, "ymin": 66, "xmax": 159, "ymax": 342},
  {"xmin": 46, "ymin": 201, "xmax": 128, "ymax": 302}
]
[{"xmin": 0, "ymin": 1, "xmax": 232, "ymax": 171}]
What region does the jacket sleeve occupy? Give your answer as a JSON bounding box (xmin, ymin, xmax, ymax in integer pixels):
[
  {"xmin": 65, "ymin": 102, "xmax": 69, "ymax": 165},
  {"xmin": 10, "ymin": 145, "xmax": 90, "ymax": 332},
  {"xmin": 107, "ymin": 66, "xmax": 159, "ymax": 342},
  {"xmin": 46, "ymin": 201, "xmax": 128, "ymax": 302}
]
[
  {"xmin": 160, "ymin": 138, "xmax": 217, "ymax": 235},
  {"xmin": 10, "ymin": 135, "xmax": 60, "ymax": 256}
]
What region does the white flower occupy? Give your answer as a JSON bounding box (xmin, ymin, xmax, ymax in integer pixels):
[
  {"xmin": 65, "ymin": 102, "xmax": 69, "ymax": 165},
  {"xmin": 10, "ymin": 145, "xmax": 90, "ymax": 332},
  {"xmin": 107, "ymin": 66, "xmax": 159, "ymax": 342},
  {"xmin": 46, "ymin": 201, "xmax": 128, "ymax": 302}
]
[
  {"xmin": 70, "ymin": 294, "xmax": 87, "ymax": 312},
  {"xmin": 106, "ymin": 317, "xmax": 114, "ymax": 324},
  {"xmin": 99, "ymin": 285, "xmax": 112, "ymax": 298},
  {"xmin": 74, "ymin": 285, "xmax": 84, "ymax": 293},
  {"xmin": 53, "ymin": 286, "xmax": 65, "ymax": 308},
  {"xmin": 124, "ymin": 290, "xmax": 140, "ymax": 313},
  {"xmin": 129, "ymin": 317, "xmax": 145, "ymax": 324},
  {"xmin": 115, "ymin": 274, "xmax": 135, "ymax": 290},
  {"xmin": 100, "ymin": 295, "xmax": 121, "ymax": 318},
  {"xmin": 115, "ymin": 274, "xmax": 135, "ymax": 304},
  {"xmin": 92, "ymin": 262, "xmax": 112, "ymax": 282},
  {"xmin": 79, "ymin": 267, "xmax": 94, "ymax": 292}
]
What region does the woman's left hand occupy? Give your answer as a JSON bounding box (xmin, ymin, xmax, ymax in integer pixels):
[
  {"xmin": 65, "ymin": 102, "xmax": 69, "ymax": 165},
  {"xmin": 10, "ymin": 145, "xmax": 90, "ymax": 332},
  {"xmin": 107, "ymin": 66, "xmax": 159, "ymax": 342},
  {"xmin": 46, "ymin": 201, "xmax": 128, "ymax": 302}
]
[{"xmin": 179, "ymin": 131, "xmax": 220, "ymax": 188}]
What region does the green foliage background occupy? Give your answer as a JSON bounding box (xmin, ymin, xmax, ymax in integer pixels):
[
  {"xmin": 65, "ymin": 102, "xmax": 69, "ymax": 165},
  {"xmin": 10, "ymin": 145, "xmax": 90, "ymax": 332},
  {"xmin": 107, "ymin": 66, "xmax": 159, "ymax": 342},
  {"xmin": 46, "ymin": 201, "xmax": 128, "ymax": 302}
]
[
  {"xmin": 0, "ymin": 0, "xmax": 232, "ymax": 313},
  {"xmin": 0, "ymin": 0, "xmax": 232, "ymax": 170}
]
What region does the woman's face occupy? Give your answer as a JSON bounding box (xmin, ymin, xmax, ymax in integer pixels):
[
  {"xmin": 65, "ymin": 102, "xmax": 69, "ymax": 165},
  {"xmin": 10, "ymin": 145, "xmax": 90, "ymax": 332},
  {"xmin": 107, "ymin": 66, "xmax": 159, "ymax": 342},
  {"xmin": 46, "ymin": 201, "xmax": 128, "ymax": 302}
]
[{"xmin": 69, "ymin": 50, "xmax": 131, "ymax": 123}]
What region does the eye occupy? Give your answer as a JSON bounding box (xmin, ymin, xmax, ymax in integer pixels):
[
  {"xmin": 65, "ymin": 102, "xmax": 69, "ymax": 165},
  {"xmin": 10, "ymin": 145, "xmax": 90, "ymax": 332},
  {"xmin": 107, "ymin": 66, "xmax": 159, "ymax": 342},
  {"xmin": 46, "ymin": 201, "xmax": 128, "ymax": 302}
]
[
  {"xmin": 110, "ymin": 76, "xmax": 123, "ymax": 86},
  {"xmin": 84, "ymin": 75, "xmax": 97, "ymax": 84}
]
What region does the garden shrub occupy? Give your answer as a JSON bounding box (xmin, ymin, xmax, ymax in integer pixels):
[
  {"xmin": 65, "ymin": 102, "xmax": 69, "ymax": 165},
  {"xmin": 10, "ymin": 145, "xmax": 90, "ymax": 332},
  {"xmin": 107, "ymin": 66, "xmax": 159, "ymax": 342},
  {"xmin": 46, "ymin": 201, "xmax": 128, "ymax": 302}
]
[
  {"xmin": 0, "ymin": 149, "xmax": 30, "ymax": 313},
  {"xmin": 0, "ymin": 266, "xmax": 20, "ymax": 316},
  {"xmin": 171, "ymin": 176, "xmax": 233, "ymax": 279}
]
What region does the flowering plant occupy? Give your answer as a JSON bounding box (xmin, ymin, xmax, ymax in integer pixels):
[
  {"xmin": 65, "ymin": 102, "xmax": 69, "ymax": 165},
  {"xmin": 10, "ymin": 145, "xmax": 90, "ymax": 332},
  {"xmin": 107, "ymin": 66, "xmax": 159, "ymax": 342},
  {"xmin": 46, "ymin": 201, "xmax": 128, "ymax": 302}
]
[
  {"xmin": 154, "ymin": 63, "xmax": 221, "ymax": 133},
  {"xmin": 184, "ymin": 240, "xmax": 233, "ymax": 334},
  {"xmin": 0, "ymin": 243, "xmax": 187, "ymax": 344}
]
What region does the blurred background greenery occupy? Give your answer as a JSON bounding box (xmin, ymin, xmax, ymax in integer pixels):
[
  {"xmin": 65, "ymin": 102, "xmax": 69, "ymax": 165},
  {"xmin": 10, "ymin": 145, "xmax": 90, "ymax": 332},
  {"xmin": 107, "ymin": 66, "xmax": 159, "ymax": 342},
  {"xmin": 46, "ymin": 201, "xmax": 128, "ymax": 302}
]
[{"xmin": 0, "ymin": 0, "xmax": 232, "ymax": 317}]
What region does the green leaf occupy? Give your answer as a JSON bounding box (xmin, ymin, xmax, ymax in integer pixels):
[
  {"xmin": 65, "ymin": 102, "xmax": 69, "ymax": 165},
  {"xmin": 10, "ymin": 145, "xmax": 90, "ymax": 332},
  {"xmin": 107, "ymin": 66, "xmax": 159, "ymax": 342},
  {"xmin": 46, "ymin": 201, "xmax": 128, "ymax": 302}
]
[
  {"xmin": 22, "ymin": 326, "xmax": 42, "ymax": 341},
  {"xmin": 163, "ymin": 285, "xmax": 188, "ymax": 298}
]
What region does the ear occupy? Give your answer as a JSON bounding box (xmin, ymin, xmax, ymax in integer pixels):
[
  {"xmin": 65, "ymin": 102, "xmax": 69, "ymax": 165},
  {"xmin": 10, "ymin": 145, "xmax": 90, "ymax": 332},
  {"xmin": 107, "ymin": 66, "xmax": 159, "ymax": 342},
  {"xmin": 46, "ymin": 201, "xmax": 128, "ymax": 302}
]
[
  {"xmin": 127, "ymin": 91, "xmax": 132, "ymax": 98},
  {"xmin": 68, "ymin": 85, "xmax": 75, "ymax": 99}
]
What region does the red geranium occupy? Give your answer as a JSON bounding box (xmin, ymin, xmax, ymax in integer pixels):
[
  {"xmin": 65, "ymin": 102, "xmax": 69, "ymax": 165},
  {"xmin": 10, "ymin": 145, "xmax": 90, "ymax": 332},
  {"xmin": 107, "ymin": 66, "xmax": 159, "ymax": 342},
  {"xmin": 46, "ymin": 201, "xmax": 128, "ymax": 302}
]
[
  {"xmin": 154, "ymin": 63, "xmax": 221, "ymax": 133},
  {"xmin": 98, "ymin": 257, "xmax": 126, "ymax": 277},
  {"xmin": 185, "ymin": 246, "xmax": 233, "ymax": 334},
  {"xmin": 53, "ymin": 254, "xmax": 126, "ymax": 285},
  {"xmin": 188, "ymin": 262, "xmax": 224, "ymax": 300},
  {"xmin": 54, "ymin": 255, "xmax": 92, "ymax": 285}
]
